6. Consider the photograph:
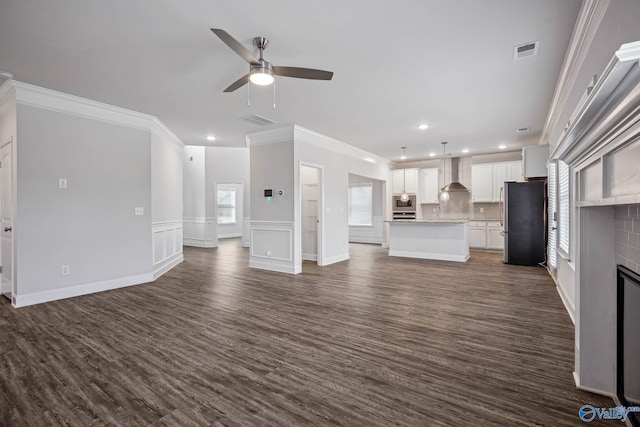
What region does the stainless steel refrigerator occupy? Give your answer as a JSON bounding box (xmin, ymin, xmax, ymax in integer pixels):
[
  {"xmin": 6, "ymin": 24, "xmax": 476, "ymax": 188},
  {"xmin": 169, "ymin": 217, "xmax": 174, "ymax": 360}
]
[{"xmin": 501, "ymin": 181, "xmax": 545, "ymax": 266}]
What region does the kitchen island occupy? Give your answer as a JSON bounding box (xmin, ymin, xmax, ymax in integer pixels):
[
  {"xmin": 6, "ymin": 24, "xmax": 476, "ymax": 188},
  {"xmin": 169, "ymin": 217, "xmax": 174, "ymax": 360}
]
[{"xmin": 386, "ymin": 219, "xmax": 470, "ymax": 262}]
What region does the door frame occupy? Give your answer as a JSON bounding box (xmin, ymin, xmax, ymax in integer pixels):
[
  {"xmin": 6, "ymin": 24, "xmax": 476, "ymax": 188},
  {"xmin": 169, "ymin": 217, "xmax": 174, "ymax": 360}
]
[
  {"xmin": 0, "ymin": 138, "xmax": 15, "ymax": 305},
  {"xmin": 298, "ymin": 162, "xmax": 324, "ymax": 267}
]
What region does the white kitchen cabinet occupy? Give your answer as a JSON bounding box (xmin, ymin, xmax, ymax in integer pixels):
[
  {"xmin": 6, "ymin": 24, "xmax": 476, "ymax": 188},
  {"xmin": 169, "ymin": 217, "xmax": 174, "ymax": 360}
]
[
  {"xmin": 487, "ymin": 221, "xmax": 504, "ymax": 250},
  {"xmin": 493, "ymin": 163, "xmax": 507, "ymax": 203},
  {"xmin": 506, "ymin": 161, "xmax": 522, "ymax": 182},
  {"xmin": 471, "ymin": 164, "xmax": 494, "ymax": 202},
  {"xmin": 522, "ymin": 145, "xmax": 549, "ymax": 178},
  {"xmin": 469, "ymin": 221, "xmax": 487, "ymax": 249},
  {"xmin": 472, "ymin": 161, "xmax": 523, "ymax": 203},
  {"xmin": 392, "ymin": 169, "xmax": 418, "ymax": 195},
  {"xmin": 419, "ymin": 168, "xmax": 439, "ymax": 204}
]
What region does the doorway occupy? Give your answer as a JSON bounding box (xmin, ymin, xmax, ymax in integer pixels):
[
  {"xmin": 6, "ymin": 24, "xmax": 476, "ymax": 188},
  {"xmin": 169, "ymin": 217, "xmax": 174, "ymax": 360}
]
[
  {"xmin": 215, "ymin": 182, "xmax": 244, "ymax": 240},
  {"xmin": 1, "ymin": 140, "xmax": 13, "ymax": 302},
  {"xmin": 300, "ymin": 163, "xmax": 323, "ymax": 266}
]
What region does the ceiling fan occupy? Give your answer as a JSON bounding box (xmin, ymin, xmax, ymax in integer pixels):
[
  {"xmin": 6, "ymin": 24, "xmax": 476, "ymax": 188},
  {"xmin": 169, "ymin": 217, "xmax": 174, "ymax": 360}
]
[{"xmin": 211, "ymin": 29, "xmax": 334, "ymax": 93}]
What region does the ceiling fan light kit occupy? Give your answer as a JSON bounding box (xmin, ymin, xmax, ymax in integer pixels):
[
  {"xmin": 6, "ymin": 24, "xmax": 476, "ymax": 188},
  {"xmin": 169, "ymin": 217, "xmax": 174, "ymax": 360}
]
[{"xmin": 211, "ymin": 29, "xmax": 333, "ymax": 94}]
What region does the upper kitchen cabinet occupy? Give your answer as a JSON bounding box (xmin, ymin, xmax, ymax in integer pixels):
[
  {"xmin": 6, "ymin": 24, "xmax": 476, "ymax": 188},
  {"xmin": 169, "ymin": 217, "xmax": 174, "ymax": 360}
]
[
  {"xmin": 471, "ymin": 161, "xmax": 522, "ymax": 202},
  {"xmin": 522, "ymin": 145, "xmax": 548, "ymax": 178},
  {"xmin": 419, "ymin": 168, "xmax": 439, "ymax": 204},
  {"xmin": 471, "ymin": 164, "xmax": 493, "ymax": 202},
  {"xmin": 392, "ymin": 169, "xmax": 418, "ymax": 195}
]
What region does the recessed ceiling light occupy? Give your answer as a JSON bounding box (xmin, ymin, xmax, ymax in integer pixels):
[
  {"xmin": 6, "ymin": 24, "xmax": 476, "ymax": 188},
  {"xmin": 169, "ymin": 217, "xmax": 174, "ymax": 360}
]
[
  {"xmin": 498, "ymin": 144, "xmax": 507, "ymax": 149},
  {"xmin": 417, "ymin": 124, "xmax": 429, "ymax": 130},
  {"xmin": 206, "ymin": 135, "xmax": 216, "ymax": 141},
  {"xmin": 462, "ymin": 149, "xmax": 470, "ymax": 153},
  {"xmin": 363, "ymin": 157, "xmax": 375, "ymax": 163},
  {"xmin": 429, "ymin": 152, "xmax": 436, "ymax": 157}
]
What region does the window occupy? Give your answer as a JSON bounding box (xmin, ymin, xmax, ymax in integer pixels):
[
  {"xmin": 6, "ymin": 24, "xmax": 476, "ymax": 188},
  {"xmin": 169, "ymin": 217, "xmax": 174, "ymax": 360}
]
[
  {"xmin": 348, "ymin": 184, "xmax": 373, "ymax": 226},
  {"xmin": 558, "ymin": 160, "xmax": 570, "ymax": 256},
  {"xmin": 547, "ymin": 162, "xmax": 557, "ymax": 268},
  {"xmin": 217, "ymin": 188, "xmax": 236, "ymax": 224}
]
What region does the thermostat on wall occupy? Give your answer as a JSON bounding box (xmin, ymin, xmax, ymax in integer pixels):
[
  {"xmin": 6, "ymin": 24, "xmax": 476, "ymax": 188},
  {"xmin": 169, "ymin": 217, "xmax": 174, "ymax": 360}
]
[{"xmin": 264, "ymin": 189, "xmax": 273, "ymax": 197}]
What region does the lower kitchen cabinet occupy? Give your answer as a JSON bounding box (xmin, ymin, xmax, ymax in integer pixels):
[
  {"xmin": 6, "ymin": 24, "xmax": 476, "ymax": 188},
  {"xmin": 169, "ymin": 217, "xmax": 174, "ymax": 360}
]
[{"xmin": 469, "ymin": 220, "xmax": 504, "ymax": 250}]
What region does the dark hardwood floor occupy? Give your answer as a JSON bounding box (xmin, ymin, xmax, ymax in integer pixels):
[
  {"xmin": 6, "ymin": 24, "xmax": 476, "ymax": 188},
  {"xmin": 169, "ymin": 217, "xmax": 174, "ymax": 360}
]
[{"xmin": 0, "ymin": 239, "xmax": 613, "ymax": 426}]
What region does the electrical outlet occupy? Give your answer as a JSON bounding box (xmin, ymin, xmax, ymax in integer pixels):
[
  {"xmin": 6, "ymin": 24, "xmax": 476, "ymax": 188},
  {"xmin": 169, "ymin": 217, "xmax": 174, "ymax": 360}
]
[
  {"xmin": 480, "ymin": 207, "xmax": 484, "ymax": 213},
  {"xmin": 61, "ymin": 265, "xmax": 70, "ymax": 276},
  {"xmin": 59, "ymin": 178, "xmax": 68, "ymax": 189},
  {"xmin": 266, "ymin": 248, "xmax": 271, "ymax": 257},
  {"xmin": 135, "ymin": 207, "xmax": 144, "ymax": 216}
]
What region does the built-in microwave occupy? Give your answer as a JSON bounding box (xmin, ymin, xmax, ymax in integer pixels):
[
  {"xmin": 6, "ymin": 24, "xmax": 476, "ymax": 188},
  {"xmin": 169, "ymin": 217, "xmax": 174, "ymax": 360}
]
[{"xmin": 392, "ymin": 195, "xmax": 416, "ymax": 212}]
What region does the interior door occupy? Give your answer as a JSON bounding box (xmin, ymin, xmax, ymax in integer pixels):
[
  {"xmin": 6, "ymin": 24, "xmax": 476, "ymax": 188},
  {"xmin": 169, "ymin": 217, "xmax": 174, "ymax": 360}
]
[{"xmin": 1, "ymin": 142, "xmax": 12, "ymax": 299}]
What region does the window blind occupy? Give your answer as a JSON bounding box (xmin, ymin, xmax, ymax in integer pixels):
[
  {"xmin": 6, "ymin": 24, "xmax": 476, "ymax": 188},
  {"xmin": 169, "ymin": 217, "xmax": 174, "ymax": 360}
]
[
  {"xmin": 348, "ymin": 184, "xmax": 373, "ymax": 226},
  {"xmin": 547, "ymin": 162, "xmax": 557, "ymax": 268},
  {"xmin": 217, "ymin": 188, "xmax": 236, "ymax": 224},
  {"xmin": 558, "ymin": 160, "xmax": 570, "ymax": 255}
]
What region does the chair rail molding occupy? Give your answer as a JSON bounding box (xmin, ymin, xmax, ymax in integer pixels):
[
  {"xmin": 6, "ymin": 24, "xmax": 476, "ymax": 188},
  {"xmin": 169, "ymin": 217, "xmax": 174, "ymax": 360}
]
[{"xmin": 539, "ymin": 0, "xmax": 611, "ymax": 146}]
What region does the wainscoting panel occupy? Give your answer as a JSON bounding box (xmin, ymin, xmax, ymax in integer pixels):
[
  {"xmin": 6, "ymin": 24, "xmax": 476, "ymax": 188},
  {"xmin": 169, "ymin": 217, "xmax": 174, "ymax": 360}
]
[
  {"xmin": 249, "ymin": 221, "xmax": 298, "ymax": 274},
  {"xmin": 242, "ymin": 217, "xmax": 251, "ymax": 247},
  {"xmin": 349, "ymin": 216, "xmax": 384, "ymax": 244},
  {"xmin": 152, "ymin": 220, "xmax": 184, "ymax": 278},
  {"xmin": 183, "ymin": 217, "xmax": 217, "ymax": 248}
]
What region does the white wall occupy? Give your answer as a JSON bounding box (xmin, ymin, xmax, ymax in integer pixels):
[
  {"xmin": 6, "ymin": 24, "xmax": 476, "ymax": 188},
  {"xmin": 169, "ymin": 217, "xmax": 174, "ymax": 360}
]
[
  {"xmin": 183, "ymin": 146, "xmax": 214, "ymax": 247},
  {"xmin": 348, "ymin": 173, "xmax": 384, "ymax": 244},
  {"xmin": 151, "ymin": 130, "xmax": 183, "ymax": 275},
  {"xmin": 0, "ymin": 84, "xmax": 17, "ymax": 298},
  {"xmin": 16, "ymin": 104, "xmax": 153, "ymax": 302},
  {"xmin": 247, "ymin": 126, "xmax": 392, "ymax": 274}
]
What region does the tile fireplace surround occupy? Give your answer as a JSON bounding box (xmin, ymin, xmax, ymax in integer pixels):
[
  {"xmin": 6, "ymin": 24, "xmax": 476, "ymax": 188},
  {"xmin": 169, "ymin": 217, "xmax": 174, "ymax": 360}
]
[{"xmin": 616, "ymin": 206, "xmax": 640, "ymax": 274}]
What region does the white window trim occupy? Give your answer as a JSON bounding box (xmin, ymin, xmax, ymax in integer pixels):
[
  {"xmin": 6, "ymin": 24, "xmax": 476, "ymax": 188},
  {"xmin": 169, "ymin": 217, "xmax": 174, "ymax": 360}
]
[{"xmin": 348, "ymin": 183, "xmax": 373, "ymax": 227}]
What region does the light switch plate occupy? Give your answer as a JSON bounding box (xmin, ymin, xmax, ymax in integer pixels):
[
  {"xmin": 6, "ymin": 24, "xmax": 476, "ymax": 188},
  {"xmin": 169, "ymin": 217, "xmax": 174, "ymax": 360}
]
[
  {"xmin": 135, "ymin": 207, "xmax": 144, "ymax": 216},
  {"xmin": 61, "ymin": 265, "xmax": 70, "ymax": 276},
  {"xmin": 59, "ymin": 178, "xmax": 67, "ymax": 189}
]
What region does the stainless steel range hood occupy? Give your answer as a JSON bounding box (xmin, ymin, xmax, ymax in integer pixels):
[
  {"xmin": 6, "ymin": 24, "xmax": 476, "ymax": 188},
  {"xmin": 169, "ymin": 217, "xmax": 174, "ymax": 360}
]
[{"xmin": 441, "ymin": 157, "xmax": 470, "ymax": 192}]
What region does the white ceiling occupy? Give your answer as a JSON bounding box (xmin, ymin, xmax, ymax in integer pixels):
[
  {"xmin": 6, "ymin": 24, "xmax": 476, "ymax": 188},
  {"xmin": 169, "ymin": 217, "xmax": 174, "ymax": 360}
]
[{"xmin": 0, "ymin": 0, "xmax": 581, "ymax": 161}]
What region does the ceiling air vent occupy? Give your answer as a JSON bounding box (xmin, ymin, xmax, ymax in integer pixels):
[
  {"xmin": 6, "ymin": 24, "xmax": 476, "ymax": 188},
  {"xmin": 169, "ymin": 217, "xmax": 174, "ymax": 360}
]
[
  {"xmin": 239, "ymin": 114, "xmax": 278, "ymax": 126},
  {"xmin": 513, "ymin": 41, "xmax": 539, "ymax": 60},
  {"xmin": 517, "ymin": 127, "xmax": 531, "ymax": 133}
]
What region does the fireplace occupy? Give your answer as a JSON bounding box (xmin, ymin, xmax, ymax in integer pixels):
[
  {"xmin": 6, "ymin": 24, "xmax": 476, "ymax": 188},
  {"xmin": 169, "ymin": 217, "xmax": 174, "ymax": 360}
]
[{"xmin": 617, "ymin": 265, "xmax": 640, "ymax": 426}]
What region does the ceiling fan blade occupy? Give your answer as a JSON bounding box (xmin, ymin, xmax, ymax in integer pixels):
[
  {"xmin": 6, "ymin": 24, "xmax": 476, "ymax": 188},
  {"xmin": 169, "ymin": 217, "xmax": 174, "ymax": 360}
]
[
  {"xmin": 211, "ymin": 29, "xmax": 259, "ymax": 65},
  {"xmin": 223, "ymin": 74, "xmax": 249, "ymax": 93},
  {"xmin": 273, "ymin": 66, "xmax": 333, "ymax": 80}
]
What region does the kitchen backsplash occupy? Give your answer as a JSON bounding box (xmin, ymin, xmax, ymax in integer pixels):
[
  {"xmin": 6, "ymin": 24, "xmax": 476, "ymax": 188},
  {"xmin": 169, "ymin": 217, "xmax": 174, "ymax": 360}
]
[
  {"xmin": 615, "ymin": 205, "xmax": 640, "ymax": 274},
  {"xmin": 419, "ymin": 199, "xmax": 501, "ymax": 220}
]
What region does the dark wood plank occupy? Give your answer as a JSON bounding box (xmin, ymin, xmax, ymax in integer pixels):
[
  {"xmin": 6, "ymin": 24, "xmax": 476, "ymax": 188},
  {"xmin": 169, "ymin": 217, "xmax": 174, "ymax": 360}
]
[{"xmin": 0, "ymin": 240, "xmax": 613, "ymax": 426}]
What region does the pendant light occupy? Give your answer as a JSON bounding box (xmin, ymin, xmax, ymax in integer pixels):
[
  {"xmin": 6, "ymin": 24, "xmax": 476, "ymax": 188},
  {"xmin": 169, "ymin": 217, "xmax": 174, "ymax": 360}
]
[
  {"xmin": 400, "ymin": 147, "xmax": 409, "ymax": 202},
  {"xmin": 440, "ymin": 141, "xmax": 450, "ymax": 202}
]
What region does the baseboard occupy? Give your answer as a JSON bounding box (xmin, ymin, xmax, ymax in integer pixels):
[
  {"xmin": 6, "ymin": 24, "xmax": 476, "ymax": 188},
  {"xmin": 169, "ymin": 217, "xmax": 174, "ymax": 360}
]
[
  {"xmin": 153, "ymin": 253, "xmax": 183, "ymax": 280},
  {"xmin": 548, "ymin": 267, "xmax": 576, "ymax": 325},
  {"xmin": 302, "ymin": 253, "xmax": 317, "ymax": 261},
  {"xmin": 348, "ymin": 237, "xmax": 383, "ymax": 244},
  {"xmin": 322, "ymin": 253, "xmax": 350, "ymax": 266},
  {"xmin": 573, "ymin": 371, "xmax": 616, "ymax": 398},
  {"xmin": 218, "ymin": 233, "xmax": 242, "ymax": 239},
  {"xmin": 13, "ymin": 272, "xmax": 154, "ymax": 308},
  {"xmin": 183, "ymin": 238, "xmax": 217, "ymax": 248},
  {"xmin": 389, "ymin": 250, "xmax": 469, "ymax": 262},
  {"xmin": 381, "ymin": 242, "xmax": 390, "ymax": 249},
  {"xmin": 249, "ymin": 259, "xmax": 301, "ymax": 274}
]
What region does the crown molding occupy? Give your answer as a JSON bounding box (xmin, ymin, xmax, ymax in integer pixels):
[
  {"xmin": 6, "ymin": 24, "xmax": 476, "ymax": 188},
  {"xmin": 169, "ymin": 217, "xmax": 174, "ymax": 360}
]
[
  {"xmin": 7, "ymin": 80, "xmax": 184, "ymax": 147},
  {"xmin": 246, "ymin": 125, "xmax": 294, "ymax": 147},
  {"xmin": 0, "ymin": 79, "xmax": 16, "ymax": 107},
  {"xmin": 293, "ymin": 125, "xmax": 393, "ymax": 167},
  {"xmin": 539, "ymin": 0, "xmax": 611, "ymax": 146}
]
